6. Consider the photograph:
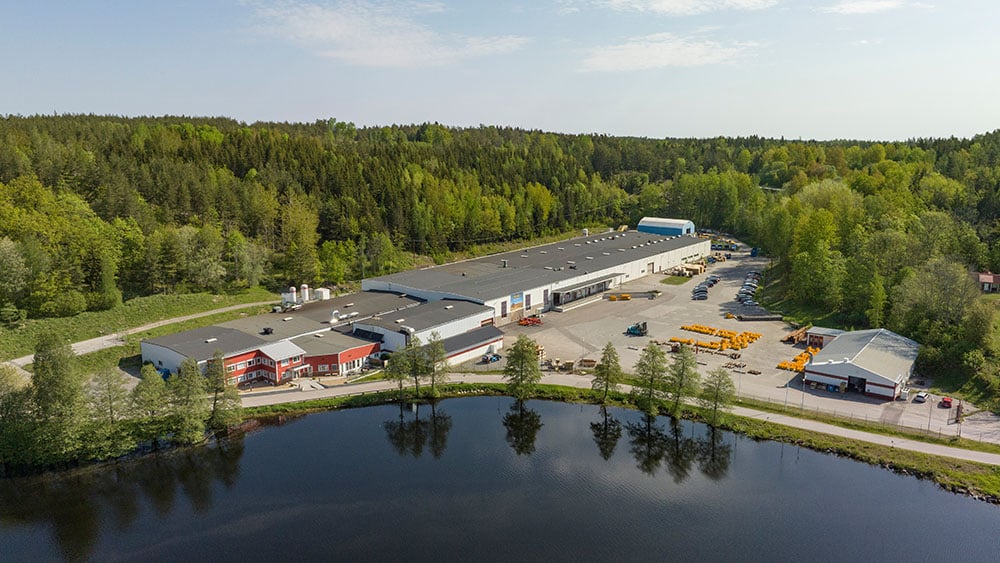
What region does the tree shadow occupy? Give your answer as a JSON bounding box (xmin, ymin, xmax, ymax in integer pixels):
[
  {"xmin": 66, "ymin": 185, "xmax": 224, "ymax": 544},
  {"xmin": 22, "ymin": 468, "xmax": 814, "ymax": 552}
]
[
  {"xmin": 590, "ymin": 406, "xmax": 622, "ymax": 461},
  {"xmin": 503, "ymin": 400, "xmax": 543, "ymax": 456}
]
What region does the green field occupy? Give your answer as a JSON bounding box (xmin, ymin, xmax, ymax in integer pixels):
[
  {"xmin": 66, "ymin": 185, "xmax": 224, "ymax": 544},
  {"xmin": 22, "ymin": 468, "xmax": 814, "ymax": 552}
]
[{"xmin": 0, "ymin": 288, "xmax": 277, "ymax": 361}]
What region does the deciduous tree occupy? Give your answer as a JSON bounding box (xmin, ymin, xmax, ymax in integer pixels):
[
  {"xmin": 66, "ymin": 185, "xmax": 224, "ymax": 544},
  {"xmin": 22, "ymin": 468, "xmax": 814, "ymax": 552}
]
[
  {"xmin": 698, "ymin": 368, "xmax": 735, "ymax": 426},
  {"xmin": 632, "ymin": 342, "xmax": 667, "ymax": 415}
]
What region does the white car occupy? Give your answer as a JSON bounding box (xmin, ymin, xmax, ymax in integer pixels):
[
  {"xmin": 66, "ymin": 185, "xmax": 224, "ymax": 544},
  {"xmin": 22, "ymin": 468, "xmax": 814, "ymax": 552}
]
[{"xmin": 913, "ymin": 392, "xmax": 929, "ymax": 403}]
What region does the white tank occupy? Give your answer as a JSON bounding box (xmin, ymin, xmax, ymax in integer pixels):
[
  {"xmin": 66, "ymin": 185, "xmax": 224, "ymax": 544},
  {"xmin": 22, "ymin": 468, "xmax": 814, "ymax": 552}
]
[
  {"xmin": 289, "ymin": 286, "xmax": 297, "ymax": 303},
  {"xmin": 301, "ymin": 284, "xmax": 310, "ymax": 302}
]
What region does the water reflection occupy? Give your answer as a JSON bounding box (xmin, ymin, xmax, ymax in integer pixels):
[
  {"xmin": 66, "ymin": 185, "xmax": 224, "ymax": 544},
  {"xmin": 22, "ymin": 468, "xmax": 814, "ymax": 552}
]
[
  {"xmin": 383, "ymin": 401, "xmax": 453, "ymax": 459},
  {"xmin": 0, "ymin": 437, "xmax": 244, "ymax": 562},
  {"xmin": 502, "ymin": 400, "xmax": 543, "ymax": 456},
  {"xmin": 625, "ymin": 415, "xmax": 732, "ymax": 482},
  {"xmin": 626, "ymin": 413, "xmax": 669, "ymax": 475},
  {"xmin": 590, "ymin": 406, "xmax": 623, "ymax": 460},
  {"xmin": 697, "ymin": 427, "xmax": 732, "ymax": 481}
]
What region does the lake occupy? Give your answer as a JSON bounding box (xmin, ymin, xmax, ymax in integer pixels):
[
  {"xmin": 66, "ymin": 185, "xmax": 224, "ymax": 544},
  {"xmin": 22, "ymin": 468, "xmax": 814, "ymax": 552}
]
[{"xmin": 1, "ymin": 397, "xmax": 998, "ymax": 562}]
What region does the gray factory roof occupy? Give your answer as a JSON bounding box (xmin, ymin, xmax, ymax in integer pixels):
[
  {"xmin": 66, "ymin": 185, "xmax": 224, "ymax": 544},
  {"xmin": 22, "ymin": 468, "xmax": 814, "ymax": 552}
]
[
  {"xmin": 811, "ymin": 329, "xmax": 918, "ymax": 382},
  {"xmin": 291, "ymin": 330, "xmax": 380, "ymax": 356},
  {"xmin": 218, "ymin": 290, "xmax": 423, "ymax": 342},
  {"xmin": 355, "ymin": 299, "xmax": 494, "ymax": 333},
  {"xmin": 366, "ymin": 231, "xmax": 705, "ymax": 301},
  {"xmin": 143, "ymin": 326, "xmax": 266, "ymax": 361},
  {"xmin": 436, "ymin": 325, "xmax": 503, "ymax": 355}
]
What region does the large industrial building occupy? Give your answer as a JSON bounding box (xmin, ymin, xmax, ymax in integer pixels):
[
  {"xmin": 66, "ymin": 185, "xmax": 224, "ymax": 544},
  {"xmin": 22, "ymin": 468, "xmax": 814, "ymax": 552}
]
[
  {"xmin": 363, "ymin": 228, "xmax": 710, "ymax": 326},
  {"xmin": 141, "ymin": 224, "xmax": 709, "ymax": 385},
  {"xmin": 802, "ymin": 328, "xmax": 919, "ymax": 401}
]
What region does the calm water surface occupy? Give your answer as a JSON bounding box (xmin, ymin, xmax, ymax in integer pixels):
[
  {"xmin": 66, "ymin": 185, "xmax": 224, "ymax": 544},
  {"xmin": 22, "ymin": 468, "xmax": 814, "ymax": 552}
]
[{"xmin": 1, "ymin": 397, "xmax": 998, "ymax": 562}]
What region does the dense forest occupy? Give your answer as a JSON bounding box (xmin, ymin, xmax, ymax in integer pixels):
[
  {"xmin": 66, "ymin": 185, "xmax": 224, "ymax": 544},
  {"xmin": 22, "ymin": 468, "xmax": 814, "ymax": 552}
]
[{"xmin": 3, "ymin": 114, "xmax": 1000, "ymax": 390}]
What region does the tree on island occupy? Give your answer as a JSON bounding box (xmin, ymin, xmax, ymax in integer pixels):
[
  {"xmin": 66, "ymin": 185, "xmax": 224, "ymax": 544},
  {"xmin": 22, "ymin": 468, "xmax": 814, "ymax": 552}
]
[
  {"xmin": 503, "ymin": 335, "xmax": 541, "ymax": 401},
  {"xmin": 591, "ymin": 342, "xmax": 623, "ymax": 404}
]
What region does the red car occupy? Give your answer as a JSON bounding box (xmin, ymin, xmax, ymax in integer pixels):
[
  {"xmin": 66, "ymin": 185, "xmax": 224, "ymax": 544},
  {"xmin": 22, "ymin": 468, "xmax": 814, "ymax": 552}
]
[{"xmin": 939, "ymin": 397, "xmax": 953, "ymax": 408}]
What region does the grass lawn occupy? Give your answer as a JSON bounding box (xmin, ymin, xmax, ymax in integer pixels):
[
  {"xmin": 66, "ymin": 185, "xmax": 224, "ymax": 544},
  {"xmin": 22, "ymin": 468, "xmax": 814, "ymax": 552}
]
[
  {"xmin": 0, "ymin": 287, "xmax": 277, "ymax": 361},
  {"xmin": 22, "ymin": 304, "xmax": 276, "ymax": 376},
  {"xmin": 660, "ymin": 275, "xmax": 691, "ymax": 285}
]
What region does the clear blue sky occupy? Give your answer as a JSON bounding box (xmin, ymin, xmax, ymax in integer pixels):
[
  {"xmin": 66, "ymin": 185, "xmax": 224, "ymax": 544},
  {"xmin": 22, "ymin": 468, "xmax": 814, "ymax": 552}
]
[{"xmin": 2, "ymin": 1, "xmax": 997, "ymax": 140}]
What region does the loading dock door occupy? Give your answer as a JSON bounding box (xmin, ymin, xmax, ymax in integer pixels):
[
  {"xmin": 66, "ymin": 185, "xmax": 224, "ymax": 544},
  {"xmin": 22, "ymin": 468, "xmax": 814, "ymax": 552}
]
[
  {"xmin": 847, "ymin": 376, "xmax": 867, "ymax": 393},
  {"xmin": 647, "ymin": 262, "xmax": 655, "ymax": 274}
]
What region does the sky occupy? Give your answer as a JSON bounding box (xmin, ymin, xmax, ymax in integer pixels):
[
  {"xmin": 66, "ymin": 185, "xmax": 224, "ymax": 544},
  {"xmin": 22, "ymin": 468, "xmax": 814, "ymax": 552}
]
[{"xmin": 1, "ymin": 0, "xmax": 998, "ymax": 140}]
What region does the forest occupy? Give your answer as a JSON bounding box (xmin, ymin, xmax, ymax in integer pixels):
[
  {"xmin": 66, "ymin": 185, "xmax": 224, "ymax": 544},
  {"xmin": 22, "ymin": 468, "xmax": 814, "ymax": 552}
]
[{"xmin": 2, "ymin": 114, "xmax": 1000, "ymax": 395}]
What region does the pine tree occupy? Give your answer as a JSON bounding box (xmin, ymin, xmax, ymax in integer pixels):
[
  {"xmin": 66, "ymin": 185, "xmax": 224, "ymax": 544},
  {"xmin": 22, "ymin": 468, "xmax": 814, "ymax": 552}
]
[
  {"xmin": 503, "ymin": 335, "xmax": 541, "ymax": 401},
  {"xmin": 632, "ymin": 342, "xmax": 667, "ymax": 415},
  {"xmin": 168, "ymin": 358, "xmax": 209, "ymax": 444},
  {"xmin": 591, "ymin": 342, "xmax": 623, "ymax": 404},
  {"xmin": 666, "ymin": 345, "xmax": 701, "ymax": 416},
  {"xmin": 698, "ymin": 368, "xmax": 735, "ymax": 426},
  {"xmin": 206, "ymin": 350, "xmax": 242, "ymax": 431}
]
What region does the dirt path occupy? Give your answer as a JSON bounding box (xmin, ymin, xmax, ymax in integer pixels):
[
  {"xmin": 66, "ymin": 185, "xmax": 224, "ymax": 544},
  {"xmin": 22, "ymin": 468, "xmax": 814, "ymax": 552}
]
[
  {"xmin": 242, "ymin": 372, "xmax": 1000, "ymax": 466},
  {"xmin": 5, "ymin": 300, "xmax": 277, "ymax": 369}
]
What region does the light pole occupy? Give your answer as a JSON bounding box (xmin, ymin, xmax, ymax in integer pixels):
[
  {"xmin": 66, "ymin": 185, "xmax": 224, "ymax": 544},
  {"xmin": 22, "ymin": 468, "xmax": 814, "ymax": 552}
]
[{"xmin": 738, "ymin": 370, "xmax": 743, "ymax": 398}]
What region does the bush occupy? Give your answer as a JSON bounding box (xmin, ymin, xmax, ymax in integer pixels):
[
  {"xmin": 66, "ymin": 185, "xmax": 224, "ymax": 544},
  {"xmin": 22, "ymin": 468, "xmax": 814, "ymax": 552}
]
[{"xmin": 38, "ymin": 290, "xmax": 88, "ymax": 318}]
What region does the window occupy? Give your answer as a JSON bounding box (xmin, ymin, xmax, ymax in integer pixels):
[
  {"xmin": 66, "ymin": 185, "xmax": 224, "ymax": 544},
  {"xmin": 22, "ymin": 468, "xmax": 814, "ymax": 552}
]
[
  {"xmin": 525, "ymin": 293, "xmax": 531, "ymax": 309},
  {"xmin": 319, "ymin": 364, "xmax": 329, "ymax": 372},
  {"xmin": 281, "ymin": 359, "xmax": 289, "ymax": 366},
  {"xmin": 236, "ymin": 362, "xmax": 246, "ymax": 370},
  {"xmin": 227, "ymin": 365, "xmax": 236, "ymax": 372},
  {"xmin": 248, "ymin": 358, "xmax": 257, "ymax": 366}
]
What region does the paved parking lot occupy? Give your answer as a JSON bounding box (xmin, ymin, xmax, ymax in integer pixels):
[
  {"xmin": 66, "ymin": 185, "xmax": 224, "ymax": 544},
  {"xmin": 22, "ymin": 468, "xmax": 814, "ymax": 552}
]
[{"xmin": 486, "ymin": 251, "xmax": 1000, "ymax": 443}]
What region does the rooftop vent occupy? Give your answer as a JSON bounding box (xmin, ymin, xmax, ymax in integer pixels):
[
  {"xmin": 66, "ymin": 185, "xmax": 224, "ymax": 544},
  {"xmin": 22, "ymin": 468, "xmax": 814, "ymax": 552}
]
[
  {"xmin": 345, "ymin": 303, "xmax": 354, "ymax": 308},
  {"xmin": 619, "ymin": 248, "xmax": 626, "ymax": 252},
  {"xmin": 575, "ymin": 243, "xmax": 582, "ymax": 247},
  {"xmin": 586, "ymin": 256, "xmax": 594, "ymax": 260},
  {"xmin": 314, "ymin": 333, "xmax": 323, "ymax": 338},
  {"xmin": 521, "ymin": 254, "xmax": 529, "ymax": 258},
  {"xmin": 395, "ymin": 318, "xmax": 405, "ymax": 324},
  {"xmin": 205, "ymin": 338, "xmax": 217, "ymax": 343},
  {"xmin": 544, "ymin": 266, "xmax": 553, "ymax": 270},
  {"xmin": 445, "ymin": 305, "xmax": 454, "ymax": 309},
  {"xmin": 602, "ymin": 252, "xmax": 610, "ymax": 256},
  {"xmin": 567, "ymin": 261, "xmax": 576, "ymax": 264},
  {"xmin": 283, "ymin": 317, "xmax": 294, "ymax": 321},
  {"xmin": 557, "ymin": 247, "xmax": 565, "ymax": 250},
  {"xmin": 540, "ymin": 250, "xmax": 547, "ymax": 254},
  {"xmin": 502, "ymin": 259, "xmax": 508, "ymax": 268}
]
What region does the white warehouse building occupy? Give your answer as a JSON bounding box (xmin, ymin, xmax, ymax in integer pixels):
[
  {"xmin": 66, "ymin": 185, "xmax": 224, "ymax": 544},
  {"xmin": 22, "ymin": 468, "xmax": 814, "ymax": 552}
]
[
  {"xmin": 803, "ymin": 328, "xmax": 919, "ymax": 401},
  {"xmin": 362, "ymin": 229, "xmax": 710, "ymax": 326}
]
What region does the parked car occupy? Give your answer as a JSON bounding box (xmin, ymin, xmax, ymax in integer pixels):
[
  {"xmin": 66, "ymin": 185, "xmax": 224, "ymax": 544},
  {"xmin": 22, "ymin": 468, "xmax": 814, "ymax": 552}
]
[
  {"xmin": 482, "ymin": 353, "xmax": 501, "ymax": 363},
  {"xmin": 692, "ymin": 294, "xmax": 708, "ymax": 300},
  {"xmin": 940, "ymin": 397, "xmax": 953, "ymax": 408},
  {"xmin": 913, "ymin": 392, "xmax": 928, "ymax": 403}
]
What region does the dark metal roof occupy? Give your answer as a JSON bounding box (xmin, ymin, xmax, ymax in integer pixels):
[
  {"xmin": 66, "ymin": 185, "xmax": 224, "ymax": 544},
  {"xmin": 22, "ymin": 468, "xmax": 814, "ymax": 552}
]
[
  {"xmin": 364, "ymin": 231, "xmax": 706, "ymax": 302},
  {"xmin": 354, "ymin": 299, "xmax": 494, "ymax": 333},
  {"xmin": 436, "ymin": 325, "xmax": 504, "ymax": 355},
  {"xmin": 142, "ymin": 326, "xmax": 266, "ymax": 361}
]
